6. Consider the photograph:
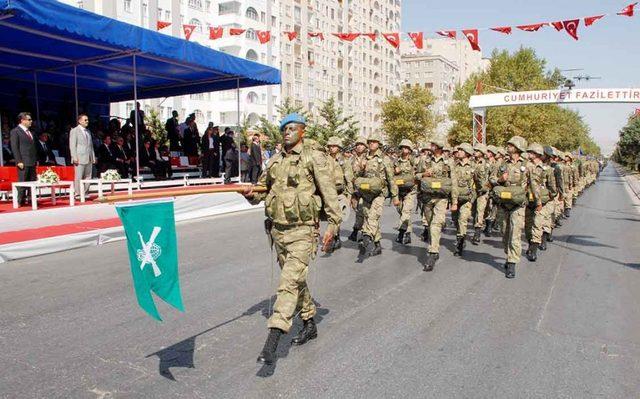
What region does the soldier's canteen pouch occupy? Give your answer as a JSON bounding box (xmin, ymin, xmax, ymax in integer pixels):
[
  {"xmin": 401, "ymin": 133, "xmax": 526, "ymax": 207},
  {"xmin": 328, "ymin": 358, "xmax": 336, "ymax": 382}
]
[
  {"xmin": 420, "ymin": 177, "xmax": 452, "ymax": 197},
  {"xmin": 394, "ymin": 173, "xmax": 416, "ymax": 190},
  {"xmin": 355, "ymin": 176, "xmax": 384, "ymax": 198},
  {"xmin": 492, "ymin": 185, "xmax": 527, "ymax": 206}
]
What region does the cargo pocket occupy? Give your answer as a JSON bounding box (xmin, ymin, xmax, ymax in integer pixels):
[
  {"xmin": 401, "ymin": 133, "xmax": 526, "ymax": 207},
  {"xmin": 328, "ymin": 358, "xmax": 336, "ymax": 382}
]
[
  {"xmin": 297, "ymin": 191, "xmax": 316, "ymax": 222},
  {"xmin": 265, "ymin": 192, "xmax": 276, "ymax": 219},
  {"xmin": 283, "ymin": 191, "xmax": 298, "ymax": 222}
]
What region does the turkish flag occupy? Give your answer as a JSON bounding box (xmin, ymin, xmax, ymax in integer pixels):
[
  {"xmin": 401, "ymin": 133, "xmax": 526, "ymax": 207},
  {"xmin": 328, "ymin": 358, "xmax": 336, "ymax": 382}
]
[
  {"xmin": 491, "ymin": 26, "xmax": 512, "ymax": 35},
  {"xmin": 562, "ymin": 19, "xmax": 580, "ymax": 40},
  {"xmin": 284, "ymin": 31, "xmax": 298, "ymax": 41},
  {"xmin": 257, "ymin": 30, "xmax": 271, "ymax": 44},
  {"xmin": 550, "ymin": 21, "xmax": 564, "ymax": 31},
  {"xmin": 157, "ymin": 21, "xmax": 171, "ymax": 30},
  {"xmin": 462, "ymin": 29, "xmax": 480, "ymax": 51},
  {"xmin": 332, "ymin": 33, "xmax": 361, "ymax": 42},
  {"xmin": 635, "ymin": 108, "xmax": 640, "ymax": 116},
  {"xmin": 517, "ymin": 23, "xmax": 545, "ymax": 32},
  {"xmin": 183, "ymin": 24, "xmax": 196, "ymax": 40},
  {"xmin": 618, "ymin": 2, "xmax": 638, "ymax": 17},
  {"xmin": 584, "ymin": 15, "xmax": 605, "ymax": 26},
  {"xmin": 209, "ymin": 26, "xmax": 223, "ymax": 40},
  {"xmin": 308, "ymin": 32, "xmax": 325, "ymax": 40},
  {"xmin": 364, "ymin": 32, "xmax": 377, "ymax": 41},
  {"xmin": 382, "ymin": 33, "xmax": 400, "ymax": 48},
  {"xmin": 229, "ymin": 28, "xmax": 246, "ymax": 36},
  {"xmin": 436, "ymin": 30, "xmax": 456, "ymax": 39},
  {"xmin": 409, "ymin": 32, "xmax": 424, "ymax": 49}
]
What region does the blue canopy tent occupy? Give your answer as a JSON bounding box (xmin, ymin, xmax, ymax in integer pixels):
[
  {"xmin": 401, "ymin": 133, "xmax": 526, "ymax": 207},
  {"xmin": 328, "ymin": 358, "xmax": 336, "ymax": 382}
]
[{"xmin": 0, "ymin": 0, "xmax": 280, "ymax": 177}]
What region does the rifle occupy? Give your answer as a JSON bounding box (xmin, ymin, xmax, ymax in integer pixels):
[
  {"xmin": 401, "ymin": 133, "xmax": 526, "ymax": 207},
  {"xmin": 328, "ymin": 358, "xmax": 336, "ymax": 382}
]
[{"xmin": 94, "ymin": 185, "xmax": 268, "ymax": 204}]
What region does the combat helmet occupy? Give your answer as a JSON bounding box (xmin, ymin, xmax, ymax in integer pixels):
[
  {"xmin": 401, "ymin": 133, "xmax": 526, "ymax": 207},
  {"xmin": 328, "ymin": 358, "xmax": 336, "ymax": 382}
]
[
  {"xmin": 543, "ymin": 145, "xmax": 555, "ymax": 158},
  {"xmin": 326, "ymin": 136, "xmax": 343, "ymax": 148},
  {"xmin": 507, "ymin": 136, "xmax": 528, "ymax": 153},
  {"xmin": 367, "ymin": 132, "xmax": 384, "ymax": 144},
  {"xmin": 431, "ymin": 136, "xmax": 447, "ymax": 149},
  {"xmin": 399, "ymin": 139, "xmax": 414, "ymax": 149},
  {"xmin": 526, "ymin": 143, "xmax": 544, "ymax": 156},
  {"xmin": 354, "ymin": 135, "xmax": 367, "ymax": 146},
  {"xmin": 486, "ymin": 145, "xmax": 499, "ymax": 155},
  {"xmin": 473, "ymin": 142, "xmax": 488, "ymax": 155},
  {"xmin": 457, "ymin": 143, "xmax": 474, "ymax": 156}
]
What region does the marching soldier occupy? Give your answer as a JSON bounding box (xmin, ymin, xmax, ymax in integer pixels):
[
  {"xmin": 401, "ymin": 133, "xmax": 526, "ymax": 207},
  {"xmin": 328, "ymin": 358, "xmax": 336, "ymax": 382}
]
[
  {"xmin": 563, "ymin": 152, "xmax": 575, "ymax": 218},
  {"xmin": 348, "ymin": 136, "xmax": 368, "ymax": 242},
  {"xmin": 394, "ymin": 139, "xmax": 418, "ymax": 245},
  {"xmin": 418, "ymin": 140, "xmax": 433, "ymax": 242},
  {"xmin": 451, "ymin": 143, "xmax": 476, "ymax": 256},
  {"xmin": 243, "ymin": 113, "xmax": 342, "ymax": 365},
  {"xmin": 353, "ymin": 133, "xmax": 399, "ymax": 260},
  {"xmin": 483, "ymin": 145, "xmax": 500, "ymax": 237},
  {"xmin": 547, "ymin": 146, "xmax": 564, "ymax": 237},
  {"xmin": 326, "ymin": 136, "xmax": 354, "ymax": 251},
  {"xmin": 417, "ymin": 137, "xmax": 456, "ymax": 271},
  {"xmin": 490, "ymin": 136, "xmax": 531, "ymax": 279},
  {"xmin": 471, "ymin": 143, "xmax": 490, "ymax": 244},
  {"xmin": 524, "ymin": 143, "xmax": 556, "ymax": 262}
]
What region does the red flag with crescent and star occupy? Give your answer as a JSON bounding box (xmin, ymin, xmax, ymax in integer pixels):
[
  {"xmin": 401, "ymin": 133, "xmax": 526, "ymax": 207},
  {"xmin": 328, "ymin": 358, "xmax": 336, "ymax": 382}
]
[
  {"xmin": 491, "ymin": 26, "xmax": 512, "ymax": 35},
  {"xmin": 436, "ymin": 30, "xmax": 456, "ymax": 39},
  {"xmin": 517, "ymin": 23, "xmax": 545, "ymax": 32},
  {"xmin": 229, "ymin": 28, "xmax": 246, "ymax": 36},
  {"xmin": 382, "ymin": 33, "xmax": 400, "ymax": 48},
  {"xmin": 157, "ymin": 21, "xmax": 171, "ymax": 30},
  {"xmin": 462, "ymin": 29, "xmax": 481, "ymax": 51},
  {"xmin": 257, "ymin": 30, "xmax": 271, "ymax": 44},
  {"xmin": 584, "ymin": 15, "xmax": 605, "ymax": 26},
  {"xmin": 562, "ymin": 19, "xmax": 580, "ymax": 40},
  {"xmin": 364, "ymin": 32, "xmax": 377, "ymax": 42},
  {"xmin": 182, "ymin": 24, "xmax": 196, "ymax": 40},
  {"xmin": 308, "ymin": 32, "xmax": 325, "ymax": 40},
  {"xmin": 209, "ymin": 26, "xmax": 223, "ymax": 40},
  {"xmin": 332, "ymin": 33, "xmax": 361, "ymax": 42},
  {"xmin": 409, "ymin": 32, "xmax": 424, "ymax": 49},
  {"xmin": 618, "ymin": 2, "xmax": 638, "ymax": 16},
  {"xmin": 284, "ymin": 31, "xmax": 298, "ymax": 41},
  {"xmin": 550, "ymin": 21, "xmax": 564, "ymax": 31}
]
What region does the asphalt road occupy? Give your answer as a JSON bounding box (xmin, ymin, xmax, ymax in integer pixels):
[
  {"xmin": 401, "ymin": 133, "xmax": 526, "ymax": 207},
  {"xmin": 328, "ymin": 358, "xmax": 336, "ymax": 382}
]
[{"xmin": 1, "ymin": 164, "xmax": 639, "ymax": 399}]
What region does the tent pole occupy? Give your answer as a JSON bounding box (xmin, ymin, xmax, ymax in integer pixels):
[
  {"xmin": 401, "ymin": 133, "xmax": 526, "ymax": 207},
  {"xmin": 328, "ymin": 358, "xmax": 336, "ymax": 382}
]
[
  {"xmin": 73, "ymin": 65, "xmax": 79, "ymax": 120},
  {"xmin": 236, "ymin": 78, "xmax": 241, "ymax": 183},
  {"xmin": 133, "ymin": 54, "xmax": 140, "ymax": 183},
  {"xmin": 0, "ymin": 113, "xmax": 3, "ymax": 166},
  {"xmin": 33, "ymin": 71, "xmax": 41, "ymax": 131}
]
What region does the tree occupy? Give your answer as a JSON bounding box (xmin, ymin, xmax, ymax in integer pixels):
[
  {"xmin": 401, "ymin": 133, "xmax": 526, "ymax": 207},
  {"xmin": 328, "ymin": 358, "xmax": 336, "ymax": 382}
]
[
  {"xmin": 145, "ymin": 109, "xmax": 167, "ymax": 145},
  {"xmin": 305, "ymin": 97, "xmax": 359, "ymax": 146},
  {"xmin": 448, "ymin": 47, "xmax": 600, "ymax": 155},
  {"xmin": 380, "ymin": 85, "xmax": 437, "ymax": 146},
  {"xmin": 615, "ymin": 113, "xmax": 640, "ymax": 166}
]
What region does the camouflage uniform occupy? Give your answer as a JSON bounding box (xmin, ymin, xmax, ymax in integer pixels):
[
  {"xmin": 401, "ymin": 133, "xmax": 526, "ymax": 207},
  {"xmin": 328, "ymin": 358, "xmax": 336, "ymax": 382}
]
[
  {"xmin": 418, "ymin": 141, "xmax": 433, "ymax": 241},
  {"xmin": 349, "ymin": 136, "xmax": 368, "ymax": 241},
  {"xmin": 471, "ymin": 143, "xmax": 490, "ymax": 244},
  {"xmin": 394, "ymin": 139, "xmax": 417, "ymax": 244},
  {"xmin": 326, "ymin": 136, "xmax": 354, "ymax": 251},
  {"xmin": 451, "ymin": 143, "xmax": 476, "ymax": 256}
]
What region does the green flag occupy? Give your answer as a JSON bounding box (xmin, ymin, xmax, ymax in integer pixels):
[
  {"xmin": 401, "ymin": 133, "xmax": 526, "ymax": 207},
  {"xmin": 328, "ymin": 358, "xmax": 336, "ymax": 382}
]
[{"xmin": 116, "ymin": 200, "xmax": 184, "ymax": 321}]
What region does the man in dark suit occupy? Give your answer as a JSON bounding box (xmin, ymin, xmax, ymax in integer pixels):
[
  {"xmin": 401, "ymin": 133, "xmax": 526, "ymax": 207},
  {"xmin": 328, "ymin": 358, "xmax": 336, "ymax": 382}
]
[
  {"xmin": 10, "ymin": 112, "xmax": 37, "ymax": 206},
  {"xmin": 35, "ymin": 132, "xmax": 56, "ymax": 165},
  {"xmin": 165, "ymin": 110, "xmax": 181, "ymax": 151},
  {"xmin": 129, "ymin": 102, "xmax": 145, "ymax": 132},
  {"xmin": 110, "ymin": 136, "xmax": 130, "ymax": 178},
  {"xmin": 200, "ymin": 126, "xmax": 220, "ymax": 177},
  {"xmin": 249, "ymin": 133, "xmax": 262, "ymax": 183},
  {"xmin": 138, "ymin": 139, "xmax": 157, "ymax": 176},
  {"xmin": 97, "ymin": 135, "xmax": 116, "ymax": 173},
  {"xmin": 182, "ymin": 120, "xmax": 199, "ymax": 157}
]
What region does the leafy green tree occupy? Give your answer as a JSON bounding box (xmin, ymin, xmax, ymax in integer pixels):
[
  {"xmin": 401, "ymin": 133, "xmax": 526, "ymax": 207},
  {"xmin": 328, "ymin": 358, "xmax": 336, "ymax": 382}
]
[
  {"xmin": 305, "ymin": 97, "xmax": 359, "ymax": 146},
  {"xmin": 448, "ymin": 47, "xmax": 600, "ymax": 155},
  {"xmin": 380, "ymin": 85, "xmax": 436, "ymax": 146},
  {"xmin": 615, "ymin": 113, "xmax": 640, "ymax": 166},
  {"xmin": 145, "ymin": 109, "xmax": 167, "ymax": 145}
]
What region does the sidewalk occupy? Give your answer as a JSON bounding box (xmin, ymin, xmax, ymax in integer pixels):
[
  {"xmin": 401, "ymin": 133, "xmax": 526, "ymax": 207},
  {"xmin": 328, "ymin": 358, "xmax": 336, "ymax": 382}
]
[{"xmin": 613, "ymin": 162, "xmax": 640, "ymax": 203}]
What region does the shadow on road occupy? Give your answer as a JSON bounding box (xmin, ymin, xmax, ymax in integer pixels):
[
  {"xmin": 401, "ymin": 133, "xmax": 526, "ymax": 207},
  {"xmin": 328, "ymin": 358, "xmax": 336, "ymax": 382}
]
[{"xmin": 551, "ymin": 241, "xmax": 636, "ymax": 269}]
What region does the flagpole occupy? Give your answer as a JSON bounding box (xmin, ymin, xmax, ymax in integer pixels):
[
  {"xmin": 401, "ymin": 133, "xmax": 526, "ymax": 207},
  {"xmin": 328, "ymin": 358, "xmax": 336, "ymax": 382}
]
[
  {"xmin": 74, "ymin": 65, "xmax": 79, "ymax": 120},
  {"xmin": 133, "ymin": 54, "xmax": 141, "ymax": 183},
  {"xmin": 236, "ymin": 77, "xmax": 241, "ymax": 183},
  {"xmin": 33, "ymin": 71, "xmax": 41, "ymax": 131},
  {"xmin": 95, "ymin": 184, "xmax": 265, "ymax": 203}
]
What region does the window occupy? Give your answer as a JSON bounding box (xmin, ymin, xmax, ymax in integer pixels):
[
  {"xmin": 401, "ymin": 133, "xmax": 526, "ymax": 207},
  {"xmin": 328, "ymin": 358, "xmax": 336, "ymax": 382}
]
[
  {"xmin": 246, "ymin": 7, "xmax": 259, "ymax": 20},
  {"xmin": 219, "ymin": 2, "xmax": 241, "ymax": 15},
  {"xmin": 205, "ymin": 1, "xmax": 211, "ymax": 12},
  {"xmin": 126, "ymin": 102, "xmax": 133, "ymax": 116},
  {"xmin": 190, "ymin": 93, "xmax": 205, "ymax": 100},
  {"xmin": 157, "ymin": 8, "xmax": 162, "ymax": 18},
  {"xmin": 294, "ymin": 6, "xmax": 301, "ymax": 23},
  {"xmin": 188, "ymin": 0, "xmax": 203, "ymax": 10},
  {"xmin": 165, "ymin": 10, "xmax": 171, "ymax": 20},
  {"xmin": 142, "ymin": 2, "xmax": 147, "ymax": 17},
  {"xmin": 189, "ymin": 18, "xmax": 202, "ymax": 32},
  {"xmin": 194, "ymin": 110, "xmax": 204, "ymax": 124},
  {"xmin": 124, "ymin": 0, "xmax": 132, "ymax": 13},
  {"xmin": 245, "ymin": 29, "xmax": 257, "ymax": 41},
  {"xmin": 245, "ymin": 49, "xmax": 258, "ymax": 61},
  {"xmin": 260, "ymin": 12, "xmax": 265, "ymax": 23},
  {"xmin": 247, "ymin": 92, "xmax": 259, "ymax": 104},
  {"xmin": 207, "ymin": 111, "xmax": 212, "ymax": 121}
]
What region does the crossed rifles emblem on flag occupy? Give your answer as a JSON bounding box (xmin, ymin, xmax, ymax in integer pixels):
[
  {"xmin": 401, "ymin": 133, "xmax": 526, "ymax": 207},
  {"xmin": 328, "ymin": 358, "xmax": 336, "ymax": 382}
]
[{"xmin": 137, "ymin": 227, "xmax": 163, "ymax": 277}]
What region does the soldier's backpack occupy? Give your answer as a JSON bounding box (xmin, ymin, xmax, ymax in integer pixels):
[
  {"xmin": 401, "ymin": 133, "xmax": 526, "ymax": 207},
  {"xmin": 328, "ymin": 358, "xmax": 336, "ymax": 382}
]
[
  {"xmin": 420, "ymin": 177, "xmax": 453, "ymax": 197},
  {"xmin": 394, "ymin": 173, "xmax": 416, "ymax": 190}
]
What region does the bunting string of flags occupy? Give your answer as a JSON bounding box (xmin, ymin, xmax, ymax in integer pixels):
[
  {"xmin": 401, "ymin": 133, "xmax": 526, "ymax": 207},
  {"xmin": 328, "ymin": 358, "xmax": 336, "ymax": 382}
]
[{"xmin": 155, "ymin": 2, "xmax": 637, "ymax": 52}]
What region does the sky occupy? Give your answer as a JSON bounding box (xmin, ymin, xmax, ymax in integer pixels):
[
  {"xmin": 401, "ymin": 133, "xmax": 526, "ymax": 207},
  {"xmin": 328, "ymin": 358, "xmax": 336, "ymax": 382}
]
[{"xmin": 402, "ymin": 0, "xmax": 640, "ymax": 154}]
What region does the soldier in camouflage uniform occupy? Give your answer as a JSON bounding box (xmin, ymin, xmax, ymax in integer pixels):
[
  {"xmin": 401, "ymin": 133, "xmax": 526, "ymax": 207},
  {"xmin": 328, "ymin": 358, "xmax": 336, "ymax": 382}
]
[
  {"xmin": 244, "ymin": 113, "xmax": 342, "ymax": 365},
  {"xmin": 483, "ymin": 145, "xmax": 500, "ymax": 237},
  {"xmin": 353, "ymin": 133, "xmax": 399, "ymax": 260},
  {"xmin": 326, "ymin": 136, "xmax": 354, "ymax": 252},
  {"xmin": 490, "ymin": 136, "xmax": 531, "ymax": 279},
  {"xmin": 451, "ymin": 143, "xmax": 476, "ymax": 256},
  {"xmin": 550, "ymin": 148, "xmax": 565, "ymax": 228},
  {"xmin": 348, "ymin": 136, "xmax": 368, "ymax": 242},
  {"xmin": 471, "ymin": 143, "xmax": 490, "ymax": 244},
  {"xmin": 546, "ymin": 146, "xmax": 564, "ymax": 239},
  {"xmin": 563, "ymin": 153, "xmax": 576, "ymax": 218},
  {"xmin": 417, "ymin": 137, "xmax": 457, "ymax": 271},
  {"xmin": 524, "ymin": 143, "xmax": 557, "ymax": 262},
  {"xmin": 418, "ymin": 140, "xmax": 433, "ymax": 242},
  {"xmin": 394, "ymin": 139, "xmax": 418, "ymax": 245}
]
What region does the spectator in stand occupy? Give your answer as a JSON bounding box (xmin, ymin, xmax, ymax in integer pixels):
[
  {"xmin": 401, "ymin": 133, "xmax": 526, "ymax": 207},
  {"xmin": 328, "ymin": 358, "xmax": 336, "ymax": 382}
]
[
  {"xmin": 97, "ymin": 136, "xmax": 116, "ymax": 173},
  {"xmin": 10, "ymin": 112, "xmax": 37, "ymax": 206},
  {"xmin": 69, "ymin": 114, "xmax": 96, "ymax": 198},
  {"xmin": 123, "ymin": 132, "xmax": 137, "ymax": 175},
  {"xmin": 177, "ymin": 114, "xmax": 192, "ymax": 145},
  {"xmin": 57, "ymin": 124, "xmax": 72, "ymax": 165},
  {"xmin": 165, "ymin": 110, "xmax": 181, "ymax": 151},
  {"xmin": 221, "ymin": 128, "xmax": 234, "ymax": 157},
  {"xmin": 201, "ymin": 125, "xmax": 220, "ymax": 177},
  {"xmin": 35, "ymin": 132, "xmax": 56, "ymax": 165},
  {"xmin": 129, "ymin": 102, "xmax": 145, "ymax": 132},
  {"xmin": 111, "ymin": 136, "xmax": 130, "ymax": 178},
  {"xmin": 2, "ymin": 134, "xmax": 15, "ymax": 166},
  {"xmin": 240, "ymin": 143, "xmax": 250, "ymax": 182},
  {"xmin": 224, "ymin": 141, "xmax": 239, "ymax": 184},
  {"xmin": 183, "ymin": 119, "xmax": 200, "ymax": 157},
  {"xmin": 154, "ymin": 143, "xmax": 173, "ymax": 180},
  {"xmin": 249, "ymin": 133, "xmax": 262, "ymax": 183},
  {"xmin": 138, "ymin": 139, "xmax": 156, "ymax": 176}
]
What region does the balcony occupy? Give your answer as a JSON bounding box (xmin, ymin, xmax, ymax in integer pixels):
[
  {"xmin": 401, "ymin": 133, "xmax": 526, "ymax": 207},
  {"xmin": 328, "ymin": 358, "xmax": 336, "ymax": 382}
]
[{"xmin": 218, "ymin": 1, "xmax": 241, "ymax": 16}]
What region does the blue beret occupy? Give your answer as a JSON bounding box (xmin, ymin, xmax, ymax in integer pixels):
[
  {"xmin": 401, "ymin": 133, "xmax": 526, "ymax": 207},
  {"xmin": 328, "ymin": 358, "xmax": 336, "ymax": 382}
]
[{"xmin": 279, "ymin": 113, "xmax": 306, "ymax": 130}]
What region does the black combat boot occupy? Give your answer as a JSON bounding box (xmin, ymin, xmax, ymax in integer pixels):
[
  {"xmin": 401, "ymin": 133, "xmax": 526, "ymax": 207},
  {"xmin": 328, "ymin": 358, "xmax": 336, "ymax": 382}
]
[
  {"xmin": 348, "ymin": 228, "xmax": 360, "ymax": 242},
  {"xmin": 483, "ymin": 220, "xmax": 493, "ymax": 237},
  {"xmin": 505, "ymin": 262, "xmax": 516, "ymax": 279},
  {"xmin": 540, "ymin": 233, "xmax": 548, "ymax": 250},
  {"xmin": 423, "ymin": 252, "xmax": 438, "ymax": 272},
  {"xmin": 421, "ymin": 227, "xmax": 430, "ymax": 242},
  {"xmin": 372, "ymin": 241, "xmax": 382, "ymax": 256},
  {"xmin": 395, "ymin": 229, "xmax": 405, "ymax": 244},
  {"xmin": 453, "ymin": 236, "xmax": 466, "ymax": 256},
  {"xmin": 555, "ymin": 216, "xmax": 562, "ymax": 227},
  {"xmin": 257, "ymin": 328, "xmax": 283, "ymax": 365},
  {"xmin": 471, "ymin": 228, "xmax": 482, "ymax": 245},
  {"xmin": 526, "ymin": 242, "xmax": 539, "ymax": 262},
  {"xmin": 546, "ymin": 231, "xmax": 554, "ymax": 242},
  {"xmin": 402, "ymin": 232, "xmax": 412, "ymax": 245},
  {"xmin": 332, "ymin": 235, "xmax": 342, "ymax": 251},
  {"xmin": 564, "ymin": 208, "xmax": 571, "ymax": 218},
  {"xmin": 291, "ymin": 318, "xmax": 317, "ymax": 346},
  {"xmin": 358, "ymin": 235, "xmax": 374, "ymax": 261}
]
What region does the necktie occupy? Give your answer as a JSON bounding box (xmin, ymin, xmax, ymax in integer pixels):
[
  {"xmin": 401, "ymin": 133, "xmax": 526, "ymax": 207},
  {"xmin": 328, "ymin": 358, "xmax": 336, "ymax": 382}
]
[{"xmin": 25, "ymin": 130, "xmax": 33, "ymax": 141}]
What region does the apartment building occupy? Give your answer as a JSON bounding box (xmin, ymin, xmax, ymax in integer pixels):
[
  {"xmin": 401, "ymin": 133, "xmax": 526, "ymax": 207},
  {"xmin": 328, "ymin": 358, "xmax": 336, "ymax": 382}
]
[
  {"xmin": 279, "ymin": 0, "xmax": 402, "ymax": 136},
  {"xmin": 62, "ymin": 0, "xmax": 281, "ymax": 131}
]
